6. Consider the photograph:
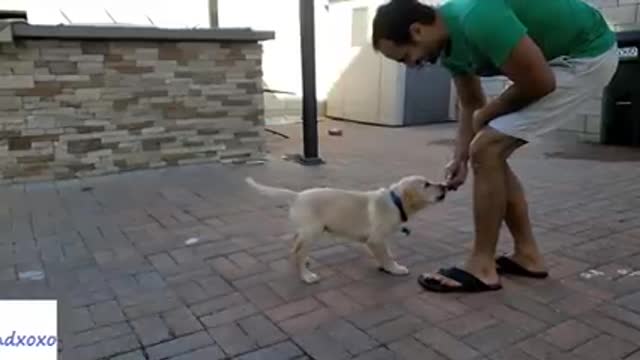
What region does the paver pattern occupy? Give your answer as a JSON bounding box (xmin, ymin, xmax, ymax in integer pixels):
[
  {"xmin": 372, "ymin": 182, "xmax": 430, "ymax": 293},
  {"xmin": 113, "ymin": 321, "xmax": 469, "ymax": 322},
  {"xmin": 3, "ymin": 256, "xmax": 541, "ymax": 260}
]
[{"xmin": 3, "ymin": 119, "xmax": 640, "ymax": 359}]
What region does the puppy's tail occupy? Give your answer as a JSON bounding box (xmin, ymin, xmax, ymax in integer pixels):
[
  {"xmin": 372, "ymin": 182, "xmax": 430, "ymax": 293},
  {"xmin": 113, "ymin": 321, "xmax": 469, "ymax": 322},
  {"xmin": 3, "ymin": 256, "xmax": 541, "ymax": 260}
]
[{"xmin": 245, "ymin": 177, "xmax": 298, "ymax": 203}]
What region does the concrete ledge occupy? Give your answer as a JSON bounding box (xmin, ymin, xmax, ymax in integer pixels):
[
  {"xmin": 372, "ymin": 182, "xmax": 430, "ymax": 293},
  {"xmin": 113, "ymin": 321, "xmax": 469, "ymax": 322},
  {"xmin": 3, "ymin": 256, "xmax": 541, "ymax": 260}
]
[{"xmin": 10, "ymin": 22, "xmax": 275, "ymax": 42}]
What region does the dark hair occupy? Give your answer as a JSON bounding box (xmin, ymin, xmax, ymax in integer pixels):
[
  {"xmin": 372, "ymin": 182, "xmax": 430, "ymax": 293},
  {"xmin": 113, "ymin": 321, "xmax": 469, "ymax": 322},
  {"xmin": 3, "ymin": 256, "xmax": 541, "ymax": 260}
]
[{"xmin": 371, "ymin": 0, "xmax": 437, "ymax": 50}]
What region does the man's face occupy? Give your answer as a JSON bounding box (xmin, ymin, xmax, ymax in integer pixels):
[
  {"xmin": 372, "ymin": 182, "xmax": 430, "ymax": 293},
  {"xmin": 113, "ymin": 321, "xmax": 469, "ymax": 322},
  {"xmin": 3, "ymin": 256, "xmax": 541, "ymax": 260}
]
[{"xmin": 376, "ymin": 23, "xmax": 442, "ymax": 68}]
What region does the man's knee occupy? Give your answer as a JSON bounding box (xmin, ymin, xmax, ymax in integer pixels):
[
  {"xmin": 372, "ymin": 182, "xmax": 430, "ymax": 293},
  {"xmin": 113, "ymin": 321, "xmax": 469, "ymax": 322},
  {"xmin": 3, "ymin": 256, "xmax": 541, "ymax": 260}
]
[
  {"xmin": 469, "ymin": 129, "xmax": 517, "ymax": 173},
  {"xmin": 469, "ymin": 142, "xmax": 501, "ymax": 173}
]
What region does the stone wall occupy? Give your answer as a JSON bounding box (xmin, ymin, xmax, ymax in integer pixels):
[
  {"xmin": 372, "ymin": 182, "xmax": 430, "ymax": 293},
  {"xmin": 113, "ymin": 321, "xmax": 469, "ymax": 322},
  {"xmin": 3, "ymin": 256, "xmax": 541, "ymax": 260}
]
[{"xmin": 0, "ymin": 25, "xmax": 272, "ymax": 183}]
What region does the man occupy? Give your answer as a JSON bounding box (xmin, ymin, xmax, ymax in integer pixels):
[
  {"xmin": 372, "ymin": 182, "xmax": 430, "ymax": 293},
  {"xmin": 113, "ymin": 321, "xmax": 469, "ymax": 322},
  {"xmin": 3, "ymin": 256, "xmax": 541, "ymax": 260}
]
[{"xmin": 371, "ymin": 0, "xmax": 618, "ymax": 292}]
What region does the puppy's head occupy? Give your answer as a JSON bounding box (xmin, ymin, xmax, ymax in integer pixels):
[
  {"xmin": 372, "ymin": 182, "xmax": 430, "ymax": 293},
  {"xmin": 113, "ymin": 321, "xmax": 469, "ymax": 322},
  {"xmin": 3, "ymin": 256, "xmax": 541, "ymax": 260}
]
[{"xmin": 391, "ymin": 175, "xmax": 447, "ymax": 217}]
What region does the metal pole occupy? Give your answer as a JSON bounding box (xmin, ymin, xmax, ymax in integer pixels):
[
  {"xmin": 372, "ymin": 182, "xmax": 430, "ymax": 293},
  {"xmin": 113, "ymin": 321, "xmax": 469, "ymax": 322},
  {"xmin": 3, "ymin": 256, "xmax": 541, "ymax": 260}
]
[
  {"xmin": 297, "ymin": 0, "xmax": 324, "ymax": 165},
  {"xmin": 209, "ymin": 0, "xmax": 218, "ymax": 27}
]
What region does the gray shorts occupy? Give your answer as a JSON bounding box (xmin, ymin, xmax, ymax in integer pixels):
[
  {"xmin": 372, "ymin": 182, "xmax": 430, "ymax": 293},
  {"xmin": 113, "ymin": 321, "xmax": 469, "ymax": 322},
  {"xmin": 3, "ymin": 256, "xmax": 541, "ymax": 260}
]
[{"xmin": 488, "ymin": 44, "xmax": 620, "ymax": 142}]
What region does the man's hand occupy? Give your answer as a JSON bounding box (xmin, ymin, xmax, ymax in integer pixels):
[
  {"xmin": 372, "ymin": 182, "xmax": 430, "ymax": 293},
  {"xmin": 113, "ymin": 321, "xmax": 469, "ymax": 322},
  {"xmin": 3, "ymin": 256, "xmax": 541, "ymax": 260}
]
[
  {"xmin": 448, "ymin": 74, "xmax": 484, "ymax": 192},
  {"xmin": 444, "ymin": 159, "xmax": 468, "ymax": 191}
]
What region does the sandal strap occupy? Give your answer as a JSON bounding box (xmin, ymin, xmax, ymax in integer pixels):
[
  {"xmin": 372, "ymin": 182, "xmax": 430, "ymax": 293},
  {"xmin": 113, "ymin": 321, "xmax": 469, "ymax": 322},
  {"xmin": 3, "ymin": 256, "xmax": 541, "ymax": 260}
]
[{"xmin": 437, "ymin": 267, "xmax": 495, "ymax": 291}]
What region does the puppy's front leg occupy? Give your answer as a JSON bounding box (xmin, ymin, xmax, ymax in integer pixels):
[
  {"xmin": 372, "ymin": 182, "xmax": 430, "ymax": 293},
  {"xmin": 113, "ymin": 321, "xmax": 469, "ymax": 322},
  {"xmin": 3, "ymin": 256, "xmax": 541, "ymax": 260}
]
[{"xmin": 366, "ymin": 238, "xmax": 408, "ymax": 276}]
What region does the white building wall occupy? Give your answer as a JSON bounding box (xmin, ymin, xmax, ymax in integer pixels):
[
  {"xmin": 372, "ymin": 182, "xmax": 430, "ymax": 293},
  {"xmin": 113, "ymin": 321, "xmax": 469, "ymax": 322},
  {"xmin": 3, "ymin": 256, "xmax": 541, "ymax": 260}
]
[{"xmin": 218, "ymin": 0, "xmax": 338, "ymax": 124}]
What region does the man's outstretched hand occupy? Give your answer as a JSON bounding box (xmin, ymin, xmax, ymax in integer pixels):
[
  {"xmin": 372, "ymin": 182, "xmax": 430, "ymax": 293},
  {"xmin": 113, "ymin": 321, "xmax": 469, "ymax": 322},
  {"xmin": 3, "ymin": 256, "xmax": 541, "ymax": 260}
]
[{"xmin": 444, "ymin": 159, "xmax": 468, "ymax": 191}]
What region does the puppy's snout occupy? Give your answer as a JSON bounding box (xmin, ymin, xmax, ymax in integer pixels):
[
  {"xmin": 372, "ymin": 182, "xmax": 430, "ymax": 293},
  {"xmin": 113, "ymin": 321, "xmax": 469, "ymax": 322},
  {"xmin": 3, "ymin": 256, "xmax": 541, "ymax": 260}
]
[
  {"xmin": 436, "ymin": 184, "xmax": 447, "ymax": 201},
  {"xmin": 424, "ymin": 181, "xmax": 447, "ymax": 201}
]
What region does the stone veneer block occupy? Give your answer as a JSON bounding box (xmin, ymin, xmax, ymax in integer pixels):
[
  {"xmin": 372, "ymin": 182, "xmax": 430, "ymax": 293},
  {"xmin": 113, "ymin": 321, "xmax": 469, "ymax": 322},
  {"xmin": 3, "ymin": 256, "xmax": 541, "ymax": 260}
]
[{"xmin": 0, "ymin": 23, "xmax": 273, "ymax": 182}]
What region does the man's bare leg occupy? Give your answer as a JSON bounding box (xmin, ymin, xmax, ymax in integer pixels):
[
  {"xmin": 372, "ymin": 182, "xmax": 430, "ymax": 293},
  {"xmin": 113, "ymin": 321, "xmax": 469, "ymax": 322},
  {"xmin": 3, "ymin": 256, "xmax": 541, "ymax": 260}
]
[
  {"xmin": 503, "ymin": 163, "xmax": 547, "ymax": 272},
  {"xmin": 462, "ymin": 129, "xmax": 519, "ymax": 286},
  {"xmin": 420, "ymin": 128, "xmax": 522, "ymax": 289}
]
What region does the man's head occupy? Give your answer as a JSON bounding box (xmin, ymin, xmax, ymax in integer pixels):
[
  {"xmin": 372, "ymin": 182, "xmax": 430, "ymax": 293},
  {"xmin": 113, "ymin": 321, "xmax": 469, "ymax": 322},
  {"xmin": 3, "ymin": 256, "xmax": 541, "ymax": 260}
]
[{"xmin": 372, "ymin": 0, "xmax": 448, "ymax": 68}]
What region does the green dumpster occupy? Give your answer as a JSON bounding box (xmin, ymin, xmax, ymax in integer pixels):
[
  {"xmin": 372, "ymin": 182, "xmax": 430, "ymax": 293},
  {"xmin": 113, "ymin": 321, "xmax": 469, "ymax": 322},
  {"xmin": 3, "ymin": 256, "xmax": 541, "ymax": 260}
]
[{"xmin": 601, "ymin": 31, "xmax": 640, "ymax": 146}]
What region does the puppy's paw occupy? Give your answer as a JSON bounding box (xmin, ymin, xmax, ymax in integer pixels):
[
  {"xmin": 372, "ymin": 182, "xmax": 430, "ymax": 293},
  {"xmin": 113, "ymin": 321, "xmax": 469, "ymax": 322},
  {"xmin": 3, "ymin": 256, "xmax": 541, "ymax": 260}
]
[
  {"xmin": 382, "ymin": 263, "xmax": 409, "ymax": 276},
  {"xmin": 301, "ymin": 271, "xmax": 320, "ymax": 284}
]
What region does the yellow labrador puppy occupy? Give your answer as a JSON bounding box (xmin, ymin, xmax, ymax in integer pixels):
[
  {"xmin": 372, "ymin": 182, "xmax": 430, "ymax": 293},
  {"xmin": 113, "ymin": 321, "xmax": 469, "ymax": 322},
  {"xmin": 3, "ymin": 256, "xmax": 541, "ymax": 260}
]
[{"xmin": 246, "ymin": 176, "xmax": 447, "ymax": 284}]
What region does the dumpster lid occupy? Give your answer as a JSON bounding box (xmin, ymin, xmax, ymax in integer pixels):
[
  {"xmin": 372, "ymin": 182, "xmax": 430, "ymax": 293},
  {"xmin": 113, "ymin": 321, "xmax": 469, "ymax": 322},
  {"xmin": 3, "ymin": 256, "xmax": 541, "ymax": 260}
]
[{"xmin": 617, "ymin": 30, "xmax": 640, "ymax": 47}]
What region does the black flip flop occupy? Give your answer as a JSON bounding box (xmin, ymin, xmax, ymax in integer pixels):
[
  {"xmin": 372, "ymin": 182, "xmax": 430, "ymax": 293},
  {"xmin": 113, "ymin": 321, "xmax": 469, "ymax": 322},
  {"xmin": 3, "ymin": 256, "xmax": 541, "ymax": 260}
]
[
  {"xmin": 495, "ymin": 256, "xmax": 549, "ymax": 279},
  {"xmin": 417, "ymin": 267, "xmax": 502, "ymax": 293}
]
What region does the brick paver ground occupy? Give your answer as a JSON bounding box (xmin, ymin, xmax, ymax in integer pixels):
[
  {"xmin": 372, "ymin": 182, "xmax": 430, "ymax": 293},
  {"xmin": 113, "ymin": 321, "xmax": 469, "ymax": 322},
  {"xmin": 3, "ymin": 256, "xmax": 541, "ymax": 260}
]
[{"xmin": 3, "ymin": 119, "xmax": 640, "ymax": 359}]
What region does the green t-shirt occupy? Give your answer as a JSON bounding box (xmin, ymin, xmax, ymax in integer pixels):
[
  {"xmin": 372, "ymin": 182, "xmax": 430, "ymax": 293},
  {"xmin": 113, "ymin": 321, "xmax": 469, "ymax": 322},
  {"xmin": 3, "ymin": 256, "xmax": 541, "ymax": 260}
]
[{"xmin": 438, "ymin": 0, "xmax": 616, "ymax": 76}]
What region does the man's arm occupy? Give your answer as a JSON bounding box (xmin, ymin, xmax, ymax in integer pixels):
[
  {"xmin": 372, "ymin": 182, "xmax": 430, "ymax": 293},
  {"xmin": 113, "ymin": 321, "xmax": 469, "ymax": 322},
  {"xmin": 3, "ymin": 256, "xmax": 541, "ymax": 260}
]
[
  {"xmin": 474, "ymin": 36, "xmax": 556, "ymax": 128},
  {"xmin": 452, "ymin": 73, "xmax": 486, "ymax": 162}
]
